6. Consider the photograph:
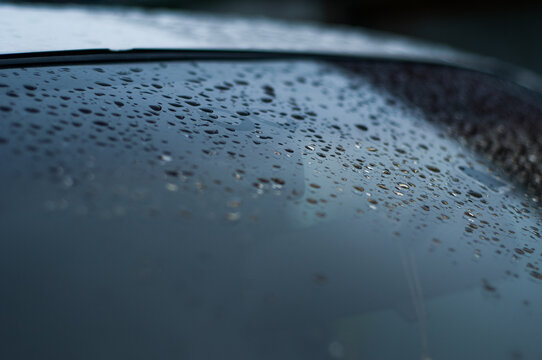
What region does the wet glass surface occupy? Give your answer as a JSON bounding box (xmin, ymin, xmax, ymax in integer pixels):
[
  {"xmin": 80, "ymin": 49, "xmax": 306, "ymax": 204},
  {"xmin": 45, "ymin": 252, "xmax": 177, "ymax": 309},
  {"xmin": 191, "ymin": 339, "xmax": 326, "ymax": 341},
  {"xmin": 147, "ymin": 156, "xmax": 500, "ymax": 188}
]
[{"xmin": 0, "ymin": 59, "xmax": 541, "ymax": 359}]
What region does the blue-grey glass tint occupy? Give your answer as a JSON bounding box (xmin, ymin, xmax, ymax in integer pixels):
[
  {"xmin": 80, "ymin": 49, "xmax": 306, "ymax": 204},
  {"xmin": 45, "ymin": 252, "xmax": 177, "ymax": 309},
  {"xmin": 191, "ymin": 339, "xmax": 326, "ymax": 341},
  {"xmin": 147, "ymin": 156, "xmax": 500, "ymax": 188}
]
[{"xmin": 0, "ymin": 60, "xmax": 541, "ymax": 360}]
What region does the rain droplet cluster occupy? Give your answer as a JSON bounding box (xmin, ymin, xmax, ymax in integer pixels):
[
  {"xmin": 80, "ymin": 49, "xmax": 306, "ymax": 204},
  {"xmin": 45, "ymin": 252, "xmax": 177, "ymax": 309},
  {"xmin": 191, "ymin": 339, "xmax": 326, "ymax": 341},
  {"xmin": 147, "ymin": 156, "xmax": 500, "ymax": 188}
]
[{"xmin": 1, "ymin": 60, "xmax": 542, "ymax": 359}]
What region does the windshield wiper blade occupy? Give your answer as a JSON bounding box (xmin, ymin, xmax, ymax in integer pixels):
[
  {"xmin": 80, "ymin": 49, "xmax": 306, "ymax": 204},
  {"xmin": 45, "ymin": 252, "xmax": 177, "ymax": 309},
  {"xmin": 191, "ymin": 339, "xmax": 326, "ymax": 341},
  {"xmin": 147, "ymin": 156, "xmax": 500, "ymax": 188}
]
[{"xmin": 2, "ymin": 48, "xmax": 541, "ymax": 96}]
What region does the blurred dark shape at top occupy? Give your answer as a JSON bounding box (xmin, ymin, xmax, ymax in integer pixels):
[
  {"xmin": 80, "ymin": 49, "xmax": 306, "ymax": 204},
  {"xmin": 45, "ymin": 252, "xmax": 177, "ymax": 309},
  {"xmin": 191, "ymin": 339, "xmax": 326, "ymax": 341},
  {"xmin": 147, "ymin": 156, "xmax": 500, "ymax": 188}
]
[{"xmin": 11, "ymin": 0, "xmax": 542, "ymax": 75}]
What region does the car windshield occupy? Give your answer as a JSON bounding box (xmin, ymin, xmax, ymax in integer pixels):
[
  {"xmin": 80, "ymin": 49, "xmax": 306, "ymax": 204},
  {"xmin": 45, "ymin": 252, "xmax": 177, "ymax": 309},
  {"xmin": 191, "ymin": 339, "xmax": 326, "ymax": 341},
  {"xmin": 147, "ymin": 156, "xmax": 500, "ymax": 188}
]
[{"xmin": 1, "ymin": 57, "xmax": 541, "ymax": 360}]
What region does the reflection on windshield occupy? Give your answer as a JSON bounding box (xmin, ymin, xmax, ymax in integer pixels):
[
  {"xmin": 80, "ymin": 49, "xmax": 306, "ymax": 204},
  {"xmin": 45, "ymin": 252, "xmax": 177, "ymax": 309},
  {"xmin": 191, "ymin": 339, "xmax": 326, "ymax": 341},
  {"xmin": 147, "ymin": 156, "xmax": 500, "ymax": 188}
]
[{"xmin": 0, "ymin": 59, "xmax": 541, "ymax": 359}]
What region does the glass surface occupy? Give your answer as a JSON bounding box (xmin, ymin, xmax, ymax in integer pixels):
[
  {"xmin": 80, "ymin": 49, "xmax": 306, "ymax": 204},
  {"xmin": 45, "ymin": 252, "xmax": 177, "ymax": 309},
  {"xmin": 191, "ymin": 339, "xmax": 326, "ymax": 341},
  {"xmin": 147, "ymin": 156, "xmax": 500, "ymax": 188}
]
[{"xmin": 0, "ymin": 59, "xmax": 541, "ymax": 359}]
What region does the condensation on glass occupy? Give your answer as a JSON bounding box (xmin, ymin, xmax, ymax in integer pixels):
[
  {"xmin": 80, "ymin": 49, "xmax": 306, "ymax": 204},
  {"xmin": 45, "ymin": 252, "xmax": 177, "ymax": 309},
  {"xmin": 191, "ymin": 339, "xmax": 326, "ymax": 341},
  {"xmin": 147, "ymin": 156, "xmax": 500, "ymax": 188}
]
[{"xmin": 0, "ymin": 59, "xmax": 541, "ymax": 360}]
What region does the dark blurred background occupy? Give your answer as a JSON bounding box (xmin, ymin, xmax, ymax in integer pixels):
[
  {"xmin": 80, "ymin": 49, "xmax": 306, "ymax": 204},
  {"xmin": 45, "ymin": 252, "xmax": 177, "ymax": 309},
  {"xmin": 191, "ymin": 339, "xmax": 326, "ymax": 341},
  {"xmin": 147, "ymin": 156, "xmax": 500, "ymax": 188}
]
[{"xmin": 9, "ymin": 0, "xmax": 542, "ymax": 74}]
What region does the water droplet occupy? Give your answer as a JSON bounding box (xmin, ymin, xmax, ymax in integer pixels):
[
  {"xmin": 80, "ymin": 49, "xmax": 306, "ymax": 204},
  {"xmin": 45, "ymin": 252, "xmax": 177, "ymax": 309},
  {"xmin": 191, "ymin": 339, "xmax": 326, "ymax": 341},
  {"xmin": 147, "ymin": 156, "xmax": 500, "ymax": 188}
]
[{"xmin": 353, "ymin": 185, "xmax": 365, "ymax": 194}]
